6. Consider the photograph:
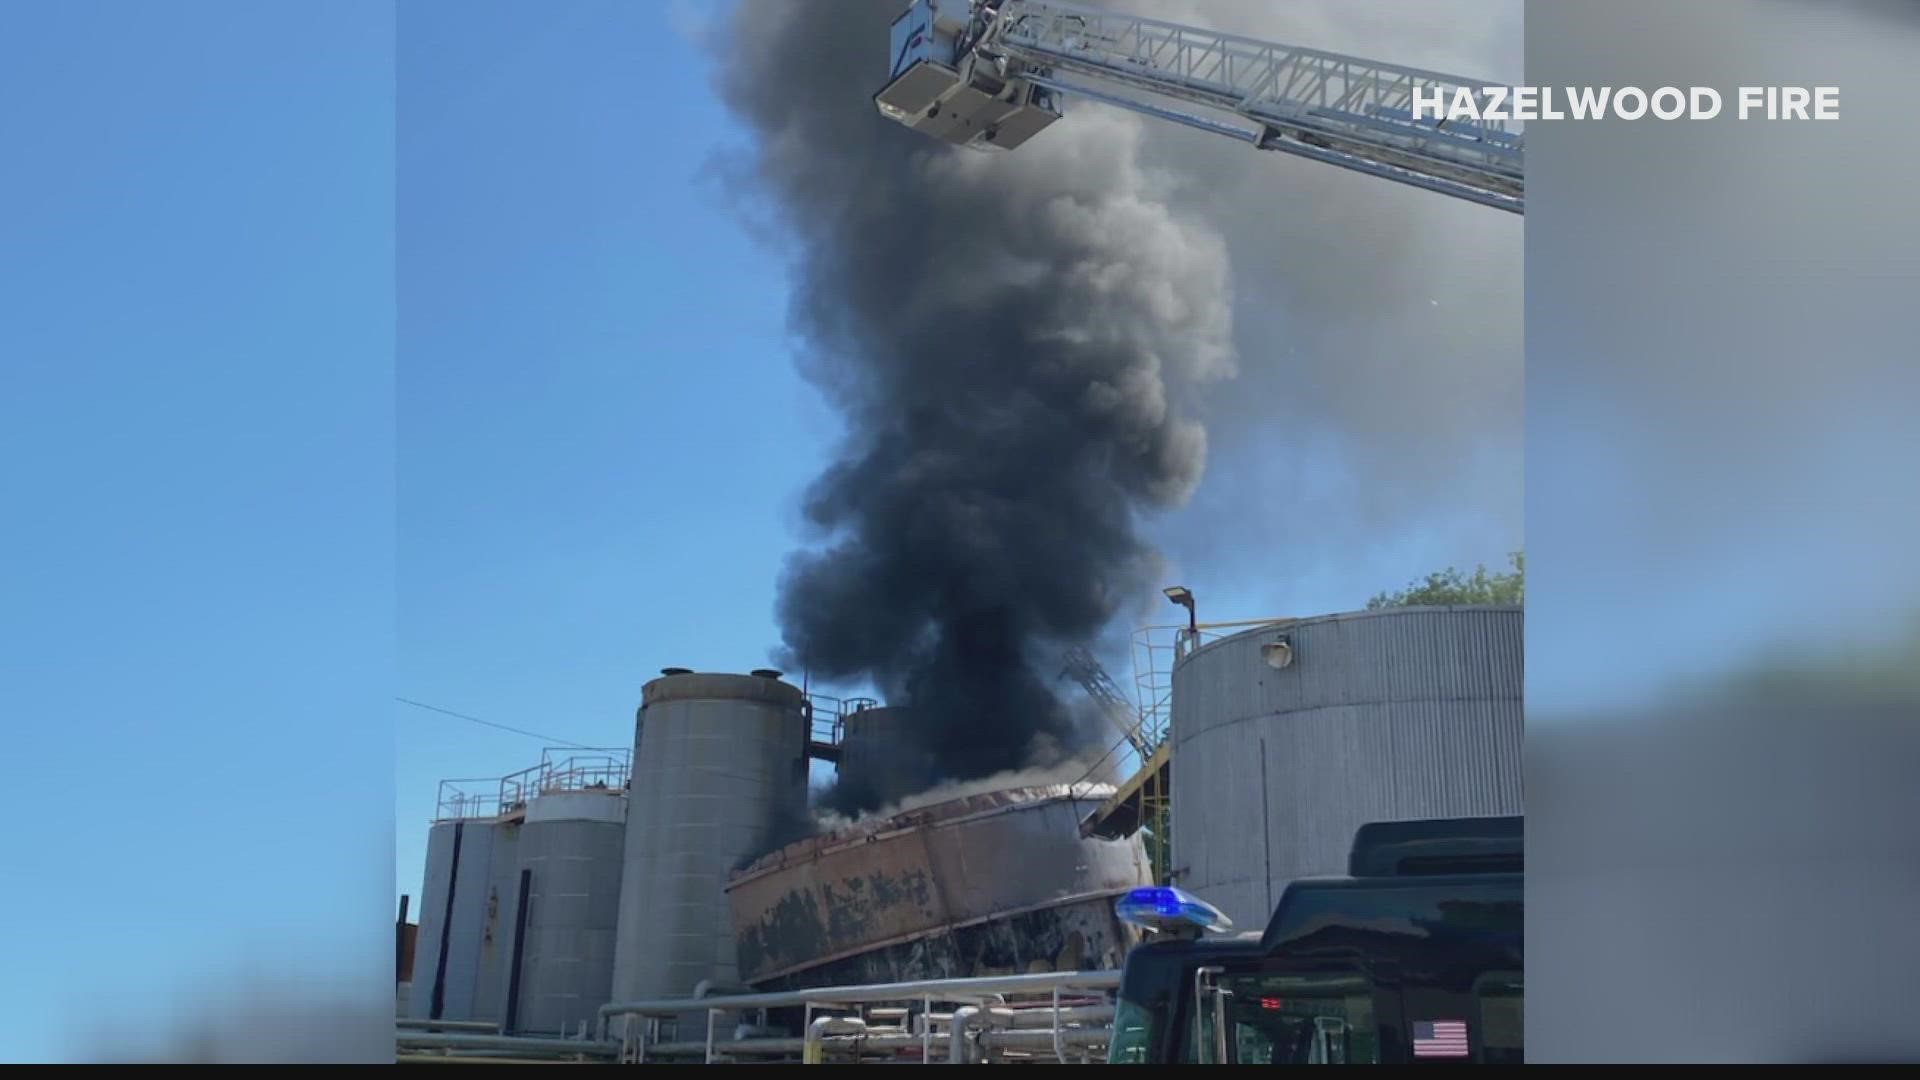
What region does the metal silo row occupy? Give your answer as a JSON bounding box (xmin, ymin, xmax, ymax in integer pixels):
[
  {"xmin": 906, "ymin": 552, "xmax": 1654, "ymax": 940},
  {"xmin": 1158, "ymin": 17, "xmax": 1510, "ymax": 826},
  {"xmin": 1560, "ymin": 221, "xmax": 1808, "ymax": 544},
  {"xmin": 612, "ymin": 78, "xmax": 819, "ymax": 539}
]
[
  {"xmin": 407, "ymin": 750, "xmax": 632, "ymax": 1036},
  {"xmin": 410, "ymin": 610, "xmax": 1517, "ymax": 1037}
]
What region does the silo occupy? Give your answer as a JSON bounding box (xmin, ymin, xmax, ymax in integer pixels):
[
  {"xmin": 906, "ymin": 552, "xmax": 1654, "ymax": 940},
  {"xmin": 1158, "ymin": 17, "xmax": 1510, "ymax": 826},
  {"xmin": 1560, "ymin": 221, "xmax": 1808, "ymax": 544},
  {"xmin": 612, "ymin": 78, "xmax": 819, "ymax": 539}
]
[
  {"xmin": 1171, "ymin": 605, "xmax": 1523, "ymax": 930},
  {"xmin": 508, "ymin": 788, "xmax": 628, "ymax": 1036},
  {"xmin": 409, "ymin": 817, "xmax": 510, "ymax": 1022},
  {"xmin": 835, "ymin": 705, "xmax": 933, "ymax": 810},
  {"xmin": 610, "ymin": 671, "xmax": 810, "ymax": 1005},
  {"xmin": 469, "ymin": 819, "xmax": 523, "ymax": 1023}
]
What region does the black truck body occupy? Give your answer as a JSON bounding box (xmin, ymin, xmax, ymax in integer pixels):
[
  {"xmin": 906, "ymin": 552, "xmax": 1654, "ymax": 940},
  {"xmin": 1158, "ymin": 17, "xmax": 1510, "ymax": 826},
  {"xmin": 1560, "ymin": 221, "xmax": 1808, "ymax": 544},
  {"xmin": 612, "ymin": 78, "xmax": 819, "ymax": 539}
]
[{"xmin": 1108, "ymin": 816, "xmax": 1523, "ymax": 1064}]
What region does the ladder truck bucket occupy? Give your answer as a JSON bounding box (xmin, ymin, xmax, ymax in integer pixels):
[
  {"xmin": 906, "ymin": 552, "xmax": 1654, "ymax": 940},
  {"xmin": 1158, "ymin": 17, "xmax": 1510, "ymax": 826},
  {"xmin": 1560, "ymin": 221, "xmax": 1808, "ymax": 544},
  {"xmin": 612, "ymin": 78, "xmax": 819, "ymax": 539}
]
[{"xmin": 875, "ymin": 0, "xmax": 1061, "ymax": 150}]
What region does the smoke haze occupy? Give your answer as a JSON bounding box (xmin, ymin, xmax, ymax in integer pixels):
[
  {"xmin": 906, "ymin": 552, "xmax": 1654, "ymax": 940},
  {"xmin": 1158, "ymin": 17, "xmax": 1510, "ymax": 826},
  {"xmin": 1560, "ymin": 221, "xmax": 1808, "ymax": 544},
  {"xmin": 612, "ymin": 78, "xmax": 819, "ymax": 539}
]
[
  {"xmin": 716, "ymin": 0, "xmax": 1235, "ymax": 811},
  {"xmin": 712, "ymin": 1, "xmax": 1521, "ymax": 812},
  {"xmin": 815, "ymin": 761, "xmax": 1119, "ymax": 836},
  {"xmin": 1136, "ymin": 0, "xmax": 1524, "ymax": 605}
]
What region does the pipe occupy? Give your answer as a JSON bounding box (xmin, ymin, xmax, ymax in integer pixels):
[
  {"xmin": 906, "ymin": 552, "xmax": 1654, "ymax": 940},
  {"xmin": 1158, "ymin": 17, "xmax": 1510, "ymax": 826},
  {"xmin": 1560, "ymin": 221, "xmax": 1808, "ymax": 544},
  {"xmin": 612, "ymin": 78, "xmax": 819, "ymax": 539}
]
[
  {"xmin": 396, "ymin": 1033, "xmax": 619, "ymax": 1058},
  {"xmin": 949, "ymin": 1005, "xmax": 978, "ymax": 1064},
  {"xmin": 1007, "ymin": 1003, "xmax": 1114, "ymax": 1028},
  {"xmin": 428, "ymin": 821, "xmax": 464, "ymax": 1021},
  {"xmin": 1052, "ymin": 987, "xmax": 1064, "ymax": 1063},
  {"xmin": 643, "ymin": 1037, "xmax": 807, "ymax": 1057},
  {"xmin": 803, "ymin": 1016, "xmax": 867, "ymax": 1065},
  {"xmin": 693, "ymin": 979, "xmax": 754, "ymax": 999},
  {"xmin": 500, "ymin": 868, "xmax": 532, "ymax": 1035},
  {"xmin": 947, "ymin": 1002, "xmax": 1116, "ymax": 1065},
  {"xmin": 397, "ymin": 1019, "xmax": 501, "ymax": 1033},
  {"xmin": 397, "ymin": 1053, "xmax": 594, "ymax": 1065},
  {"xmin": 598, "ymin": 968, "xmax": 1120, "ymax": 1038},
  {"xmin": 979, "ymin": 1025, "xmax": 1114, "ymax": 1054},
  {"xmin": 628, "ymin": 1030, "xmax": 933, "ymax": 1062},
  {"xmin": 603, "ymin": 1024, "xmax": 1114, "ymax": 1063},
  {"xmin": 396, "ymin": 893, "xmax": 411, "ymax": 984}
]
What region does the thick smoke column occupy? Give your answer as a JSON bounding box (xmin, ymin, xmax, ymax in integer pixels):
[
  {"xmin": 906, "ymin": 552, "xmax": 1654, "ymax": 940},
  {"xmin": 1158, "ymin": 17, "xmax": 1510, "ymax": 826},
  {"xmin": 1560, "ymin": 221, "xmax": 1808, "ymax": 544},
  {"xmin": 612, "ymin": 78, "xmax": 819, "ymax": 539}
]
[{"xmin": 715, "ymin": 1, "xmax": 1234, "ymax": 811}]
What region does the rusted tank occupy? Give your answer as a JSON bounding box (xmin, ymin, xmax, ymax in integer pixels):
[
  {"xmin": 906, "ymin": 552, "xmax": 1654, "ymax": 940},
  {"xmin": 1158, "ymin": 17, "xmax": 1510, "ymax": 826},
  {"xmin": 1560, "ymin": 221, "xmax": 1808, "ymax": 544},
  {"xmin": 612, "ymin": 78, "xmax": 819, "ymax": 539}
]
[{"xmin": 726, "ymin": 785, "xmax": 1150, "ymax": 989}]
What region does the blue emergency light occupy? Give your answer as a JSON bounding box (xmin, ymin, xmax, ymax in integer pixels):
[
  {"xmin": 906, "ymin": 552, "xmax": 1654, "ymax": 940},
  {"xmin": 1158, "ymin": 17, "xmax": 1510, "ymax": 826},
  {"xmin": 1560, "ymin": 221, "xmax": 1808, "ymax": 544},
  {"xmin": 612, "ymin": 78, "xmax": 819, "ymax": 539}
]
[{"xmin": 1115, "ymin": 886, "xmax": 1234, "ymax": 935}]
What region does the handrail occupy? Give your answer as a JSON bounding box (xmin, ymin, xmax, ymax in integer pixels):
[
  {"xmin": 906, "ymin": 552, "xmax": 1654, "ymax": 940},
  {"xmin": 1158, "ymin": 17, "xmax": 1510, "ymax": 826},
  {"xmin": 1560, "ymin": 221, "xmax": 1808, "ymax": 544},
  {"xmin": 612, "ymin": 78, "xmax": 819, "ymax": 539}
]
[
  {"xmin": 598, "ymin": 969, "xmax": 1121, "ymax": 1041},
  {"xmin": 431, "ymin": 746, "xmax": 634, "ymax": 822}
]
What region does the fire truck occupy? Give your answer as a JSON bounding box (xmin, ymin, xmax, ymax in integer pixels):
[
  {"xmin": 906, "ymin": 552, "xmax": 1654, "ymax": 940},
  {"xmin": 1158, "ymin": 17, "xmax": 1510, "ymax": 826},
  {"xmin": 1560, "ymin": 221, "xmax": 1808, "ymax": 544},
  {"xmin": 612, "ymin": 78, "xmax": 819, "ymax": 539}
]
[{"xmin": 1106, "ymin": 816, "xmax": 1523, "ymax": 1064}]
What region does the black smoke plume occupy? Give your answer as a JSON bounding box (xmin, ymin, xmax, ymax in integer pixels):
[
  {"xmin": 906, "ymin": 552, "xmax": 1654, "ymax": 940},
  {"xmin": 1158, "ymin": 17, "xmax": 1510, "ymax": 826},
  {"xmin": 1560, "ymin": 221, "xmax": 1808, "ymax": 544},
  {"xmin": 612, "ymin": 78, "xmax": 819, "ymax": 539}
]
[{"xmin": 713, "ymin": 1, "xmax": 1235, "ymax": 813}]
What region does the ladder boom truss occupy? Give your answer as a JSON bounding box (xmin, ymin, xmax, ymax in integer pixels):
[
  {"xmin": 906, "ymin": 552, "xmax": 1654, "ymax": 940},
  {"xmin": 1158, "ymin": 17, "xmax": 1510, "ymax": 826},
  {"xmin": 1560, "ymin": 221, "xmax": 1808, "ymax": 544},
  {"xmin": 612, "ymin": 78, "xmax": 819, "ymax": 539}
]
[
  {"xmin": 989, "ymin": 0, "xmax": 1522, "ymax": 212},
  {"xmin": 875, "ymin": 0, "xmax": 1523, "ymax": 213}
]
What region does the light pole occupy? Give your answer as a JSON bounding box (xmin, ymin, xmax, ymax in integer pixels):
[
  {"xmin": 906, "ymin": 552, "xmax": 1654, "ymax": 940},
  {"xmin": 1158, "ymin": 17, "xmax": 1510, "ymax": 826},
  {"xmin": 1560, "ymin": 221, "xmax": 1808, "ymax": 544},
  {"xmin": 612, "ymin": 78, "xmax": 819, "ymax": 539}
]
[{"xmin": 1163, "ymin": 585, "xmax": 1196, "ymax": 636}]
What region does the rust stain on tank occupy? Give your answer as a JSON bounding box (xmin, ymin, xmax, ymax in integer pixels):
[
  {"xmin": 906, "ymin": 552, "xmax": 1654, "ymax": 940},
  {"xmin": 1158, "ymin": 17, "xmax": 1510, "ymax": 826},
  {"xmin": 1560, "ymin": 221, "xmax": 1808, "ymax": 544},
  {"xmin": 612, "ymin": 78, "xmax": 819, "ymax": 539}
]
[{"xmin": 726, "ymin": 785, "xmax": 1150, "ymax": 985}]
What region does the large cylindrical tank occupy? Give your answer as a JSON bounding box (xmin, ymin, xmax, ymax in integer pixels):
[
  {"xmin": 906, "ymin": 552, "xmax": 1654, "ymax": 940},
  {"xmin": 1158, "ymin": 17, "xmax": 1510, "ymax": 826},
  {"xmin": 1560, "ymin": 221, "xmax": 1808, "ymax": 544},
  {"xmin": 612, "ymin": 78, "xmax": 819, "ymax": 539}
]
[
  {"xmin": 409, "ymin": 818, "xmax": 514, "ymax": 1022},
  {"xmin": 610, "ymin": 671, "xmax": 810, "ymax": 1004},
  {"xmin": 470, "ymin": 820, "xmax": 523, "ymax": 1023},
  {"xmin": 509, "ymin": 789, "xmax": 627, "ymax": 1036},
  {"xmin": 834, "ymin": 705, "xmax": 934, "ymax": 810},
  {"xmin": 727, "ymin": 785, "xmax": 1151, "ymax": 989},
  {"xmin": 1171, "ymin": 606, "xmax": 1523, "ymax": 929}
]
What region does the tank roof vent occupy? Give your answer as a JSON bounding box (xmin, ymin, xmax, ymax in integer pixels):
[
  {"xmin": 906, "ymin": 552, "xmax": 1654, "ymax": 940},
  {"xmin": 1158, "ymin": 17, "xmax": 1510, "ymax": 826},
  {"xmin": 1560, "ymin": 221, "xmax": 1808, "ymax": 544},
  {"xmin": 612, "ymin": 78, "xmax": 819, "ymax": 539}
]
[
  {"xmin": 750, "ymin": 668, "xmax": 783, "ymax": 680},
  {"xmin": 660, "ymin": 666, "xmax": 693, "ymax": 676}
]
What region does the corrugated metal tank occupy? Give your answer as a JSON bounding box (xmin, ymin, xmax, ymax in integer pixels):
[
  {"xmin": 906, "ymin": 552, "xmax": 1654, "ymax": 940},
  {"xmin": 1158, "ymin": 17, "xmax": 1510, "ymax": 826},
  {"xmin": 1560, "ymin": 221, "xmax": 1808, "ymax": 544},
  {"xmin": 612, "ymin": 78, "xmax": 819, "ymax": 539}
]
[
  {"xmin": 727, "ymin": 785, "xmax": 1150, "ymax": 989},
  {"xmin": 1170, "ymin": 605, "xmax": 1523, "ymax": 930},
  {"xmin": 471, "ymin": 821, "xmax": 523, "ymax": 1023},
  {"xmin": 409, "ymin": 819, "xmax": 512, "ymax": 1022},
  {"xmin": 610, "ymin": 671, "xmax": 810, "ymax": 1004},
  {"xmin": 510, "ymin": 789, "xmax": 627, "ymax": 1036},
  {"xmin": 834, "ymin": 705, "xmax": 933, "ymax": 809}
]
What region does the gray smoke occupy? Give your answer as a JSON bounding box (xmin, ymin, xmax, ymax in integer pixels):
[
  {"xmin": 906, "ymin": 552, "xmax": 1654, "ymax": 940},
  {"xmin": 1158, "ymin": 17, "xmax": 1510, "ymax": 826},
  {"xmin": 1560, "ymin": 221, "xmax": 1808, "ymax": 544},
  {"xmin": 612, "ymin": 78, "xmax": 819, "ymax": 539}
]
[
  {"xmin": 713, "ymin": 1, "xmax": 1235, "ymax": 811},
  {"xmin": 816, "ymin": 764, "xmax": 1117, "ymax": 836},
  {"xmin": 1132, "ymin": 1, "xmax": 1524, "ymax": 606},
  {"xmin": 710, "ymin": 1, "xmax": 1523, "ymax": 811}
]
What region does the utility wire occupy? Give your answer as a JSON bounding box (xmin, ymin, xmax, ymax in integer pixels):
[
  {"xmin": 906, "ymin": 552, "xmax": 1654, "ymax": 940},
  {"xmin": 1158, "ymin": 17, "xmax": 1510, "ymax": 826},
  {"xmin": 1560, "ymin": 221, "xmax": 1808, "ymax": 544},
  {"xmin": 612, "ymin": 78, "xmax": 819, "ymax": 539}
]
[{"xmin": 394, "ymin": 696, "xmax": 595, "ymax": 750}]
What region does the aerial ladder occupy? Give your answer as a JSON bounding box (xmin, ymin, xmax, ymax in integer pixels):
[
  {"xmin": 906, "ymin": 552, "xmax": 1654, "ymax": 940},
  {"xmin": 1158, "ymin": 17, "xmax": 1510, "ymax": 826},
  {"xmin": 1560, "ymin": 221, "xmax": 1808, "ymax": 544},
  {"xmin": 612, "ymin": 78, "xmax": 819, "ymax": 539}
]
[
  {"xmin": 1060, "ymin": 645, "xmax": 1152, "ymax": 761},
  {"xmin": 1060, "ymin": 646, "xmax": 1173, "ymax": 884},
  {"xmin": 874, "ymin": 0, "xmax": 1524, "ymax": 214}
]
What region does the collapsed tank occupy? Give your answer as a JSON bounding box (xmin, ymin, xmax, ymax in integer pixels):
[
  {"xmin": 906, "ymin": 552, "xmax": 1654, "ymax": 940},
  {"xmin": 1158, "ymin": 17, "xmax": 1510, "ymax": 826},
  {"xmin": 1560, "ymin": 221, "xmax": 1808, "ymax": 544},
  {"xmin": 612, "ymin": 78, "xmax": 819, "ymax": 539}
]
[{"xmin": 727, "ymin": 784, "xmax": 1151, "ymax": 990}]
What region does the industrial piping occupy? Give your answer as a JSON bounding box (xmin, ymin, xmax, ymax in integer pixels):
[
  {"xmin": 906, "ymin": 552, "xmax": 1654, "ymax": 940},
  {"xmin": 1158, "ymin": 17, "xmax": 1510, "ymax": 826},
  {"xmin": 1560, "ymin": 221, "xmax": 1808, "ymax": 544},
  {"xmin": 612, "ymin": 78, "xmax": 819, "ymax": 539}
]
[
  {"xmin": 802, "ymin": 1016, "xmax": 868, "ymax": 1065},
  {"xmin": 395, "ymin": 1032, "xmax": 620, "ymax": 1059},
  {"xmin": 599, "ymin": 968, "xmax": 1123, "ymax": 1062},
  {"xmin": 597, "ymin": 968, "xmax": 1121, "ymax": 1039}
]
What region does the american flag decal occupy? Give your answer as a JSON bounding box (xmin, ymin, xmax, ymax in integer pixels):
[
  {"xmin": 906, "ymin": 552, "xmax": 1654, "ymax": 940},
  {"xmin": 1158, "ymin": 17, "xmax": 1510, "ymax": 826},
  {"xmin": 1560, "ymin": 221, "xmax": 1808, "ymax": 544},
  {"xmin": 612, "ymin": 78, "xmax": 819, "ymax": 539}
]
[{"xmin": 1411, "ymin": 1020, "xmax": 1470, "ymax": 1058}]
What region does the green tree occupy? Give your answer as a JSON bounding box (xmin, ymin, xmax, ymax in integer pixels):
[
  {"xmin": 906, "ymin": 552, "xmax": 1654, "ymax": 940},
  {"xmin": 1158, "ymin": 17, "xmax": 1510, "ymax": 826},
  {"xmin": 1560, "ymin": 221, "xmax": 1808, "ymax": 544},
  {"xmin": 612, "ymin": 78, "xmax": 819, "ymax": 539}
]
[{"xmin": 1367, "ymin": 550, "xmax": 1524, "ymax": 609}]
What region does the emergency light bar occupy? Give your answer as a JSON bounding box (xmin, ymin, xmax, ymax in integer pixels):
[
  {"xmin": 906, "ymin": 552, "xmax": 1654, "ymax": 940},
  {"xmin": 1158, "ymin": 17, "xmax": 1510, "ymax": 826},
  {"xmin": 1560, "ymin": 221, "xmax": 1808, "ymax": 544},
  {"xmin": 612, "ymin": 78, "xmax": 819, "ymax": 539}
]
[{"xmin": 1115, "ymin": 886, "xmax": 1234, "ymax": 935}]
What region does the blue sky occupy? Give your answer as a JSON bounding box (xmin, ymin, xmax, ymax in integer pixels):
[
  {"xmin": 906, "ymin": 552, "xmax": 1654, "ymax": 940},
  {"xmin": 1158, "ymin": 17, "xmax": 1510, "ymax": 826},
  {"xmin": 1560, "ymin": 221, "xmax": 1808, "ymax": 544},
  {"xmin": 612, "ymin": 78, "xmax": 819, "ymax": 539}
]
[
  {"xmin": 0, "ymin": 0, "xmax": 393, "ymax": 1060},
  {"xmin": 392, "ymin": 0, "xmax": 845, "ymax": 909}
]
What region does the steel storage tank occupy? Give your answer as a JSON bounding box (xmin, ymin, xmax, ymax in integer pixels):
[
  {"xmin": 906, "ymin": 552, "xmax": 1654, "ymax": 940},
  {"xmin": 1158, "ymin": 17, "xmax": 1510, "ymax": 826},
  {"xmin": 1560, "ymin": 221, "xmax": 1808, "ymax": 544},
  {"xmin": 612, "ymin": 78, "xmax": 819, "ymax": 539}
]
[
  {"xmin": 834, "ymin": 705, "xmax": 934, "ymax": 810},
  {"xmin": 409, "ymin": 818, "xmax": 511, "ymax": 1022},
  {"xmin": 470, "ymin": 819, "xmax": 524, "ymax": 1023},
  {"xmin": 509, "ymin": 788, "xmax": 628, "ymax": 1036},
  {"xmin": 727, "ymin": 785, "xmax": 1150, "ymax": 989},
  {"xmin": 609, "ymin": 671, "xmax": 810, "ymax": 1005},
  {"xmin": 1170, "ymin": 605, "xmax": 1523, "ymax": 930}
]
